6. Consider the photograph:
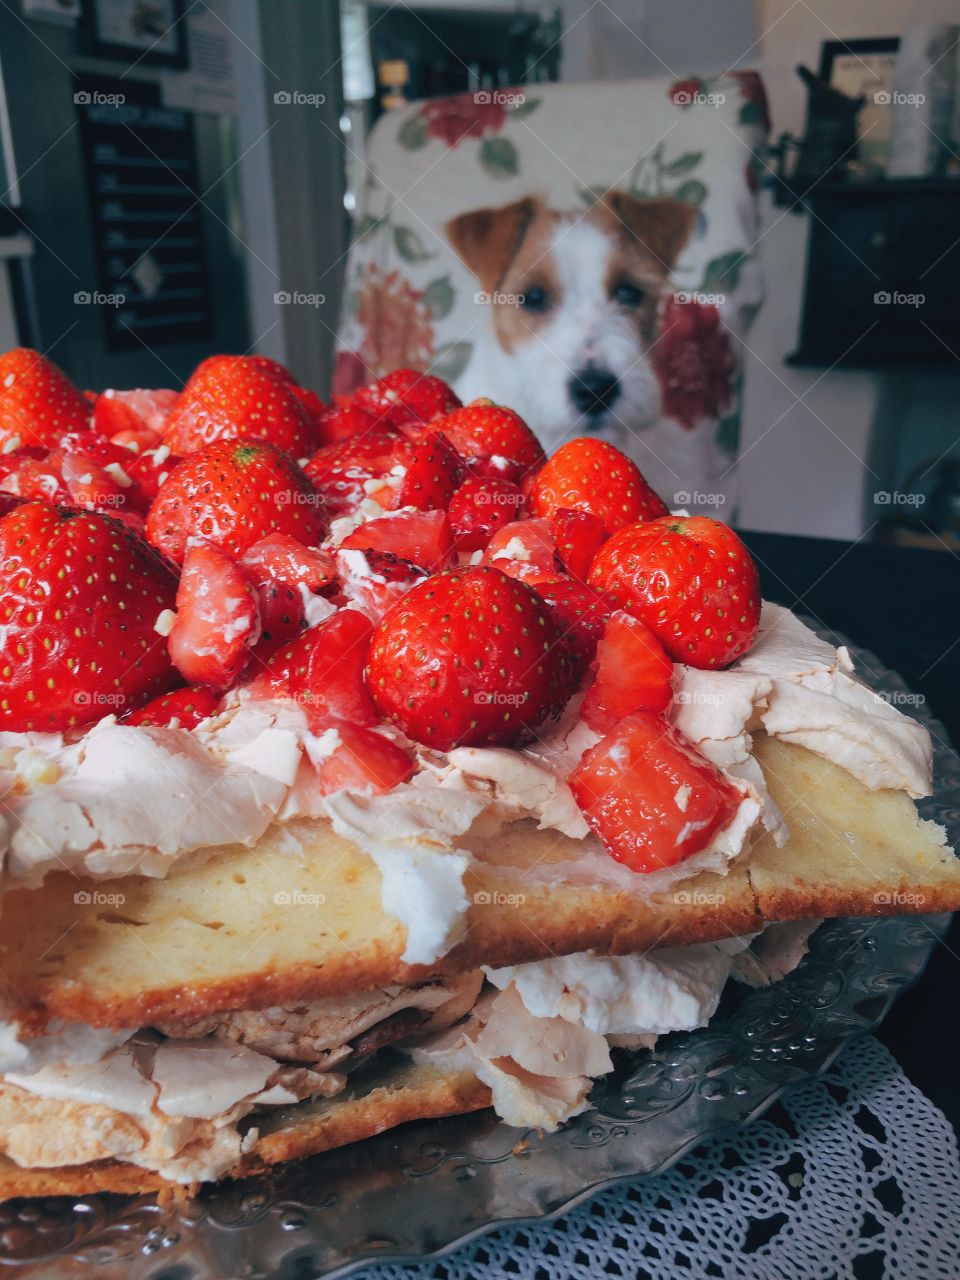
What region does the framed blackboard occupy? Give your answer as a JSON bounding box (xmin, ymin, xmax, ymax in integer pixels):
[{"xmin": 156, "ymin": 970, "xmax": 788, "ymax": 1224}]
[{"xmin": 74, "ymin": 74, "xmax": 213, "ymax": 351}]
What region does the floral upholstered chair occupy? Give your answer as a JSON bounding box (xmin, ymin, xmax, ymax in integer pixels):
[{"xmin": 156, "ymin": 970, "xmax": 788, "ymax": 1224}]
[{"xmin": 333, "ymin": 73, "xmax": 768, "ymax": 513}]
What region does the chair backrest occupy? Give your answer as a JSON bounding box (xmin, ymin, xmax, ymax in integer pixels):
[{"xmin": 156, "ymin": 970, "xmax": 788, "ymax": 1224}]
[{"xmin": 334, "ymin": 73, "xmax": 768, "ymax": 508}]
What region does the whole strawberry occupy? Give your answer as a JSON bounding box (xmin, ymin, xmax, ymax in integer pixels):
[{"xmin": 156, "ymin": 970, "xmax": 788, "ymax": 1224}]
[
  {"xmin": 162, "ymin": 356, "xmax": 315, "ymax": 457},
  {"xmin": 0, "ymin": 348, "xmax": 91, "ymax": 451},
  {"xmin": 366, "ymin": 564, "xmax": 567, "ymax": 750},
  {"xmin": 436, "ymin": 400, "xmax": 545, "ymax": 482},
  {"xmin": 145, "ymin": 439, "xmax": 327, "ymax": 564},
  {"xmin": 0, "ymin": 502, "xmax": 179, "ymax": 731},
  {"xmin": 589, "ymin": 515, "xmax": 760, "ymax": 668},
  {"xmin": 526, "ymin": 437, "xmax": 668, "ymax": 535}
]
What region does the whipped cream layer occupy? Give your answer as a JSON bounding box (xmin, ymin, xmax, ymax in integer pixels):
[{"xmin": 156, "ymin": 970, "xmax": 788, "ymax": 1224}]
[{"xmin": 0, "ymin": 603, "xmax": 935, "ymax": 965}]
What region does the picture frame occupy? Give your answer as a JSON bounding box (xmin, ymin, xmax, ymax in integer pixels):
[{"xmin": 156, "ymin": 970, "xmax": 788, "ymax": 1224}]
[
  {"xmin": 80, "ymin": 0, "xmax": 189, "ymax": 69},
  {"xmin": 819, "ymin": 37, "xmax": 900, "ymax": 170}
]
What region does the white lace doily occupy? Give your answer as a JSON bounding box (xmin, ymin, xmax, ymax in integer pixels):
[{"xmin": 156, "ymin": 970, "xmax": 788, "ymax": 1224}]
[{"xmin": 359, "ymin": 1035, "xmax": 960, "ymax": 1280}]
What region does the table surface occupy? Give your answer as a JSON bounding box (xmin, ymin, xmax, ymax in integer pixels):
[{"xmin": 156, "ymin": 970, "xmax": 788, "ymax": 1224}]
[{"xmin": 741, "ymin": 530, "xmax": 960, "ymax": 1134}]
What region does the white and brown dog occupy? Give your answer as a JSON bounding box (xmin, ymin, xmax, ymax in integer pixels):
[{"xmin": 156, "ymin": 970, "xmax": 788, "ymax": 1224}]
[{"xmin": 446, "ymin": 190, "xmax": 733, "ymax": 508}]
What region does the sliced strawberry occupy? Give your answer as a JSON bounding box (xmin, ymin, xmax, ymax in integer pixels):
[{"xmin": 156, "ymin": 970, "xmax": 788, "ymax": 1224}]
[
  {"xmin": 527, "ymin": 438, "xmax": 668, "ymax": 535},
  {"xmin": 313, "ymin": 721, "xmax": 415, "ymax": 795},
  {"xmin": 124, "ymin": 444, "xmax": 181, "ymax": 506},
  {"xmin": 552, "ymin": 508, "xmax": 608, "ymax": 581},
  {"xmin": 13, "ymin": 455, "xmax": 71, "ymax": 505},
  {"xmin": 336, "ymin": 547, "xmax": 427, "ymax": 621},
  {"xmin": 588, "ymin": 515, "xmax": 761, "ymax": 669},
  {"xmin": 447, "ymin": 476, "xmax": 526, "ymax": 551},
  {"xmin": 339, "ymin": 509, "xmax": 456, "ymax": 573},
  {"xmin": 0, "ymin": 493, "xmax": 24, "ymax": 518},
  {"xmin": 0, "ymin": 348, "xmax": 91, "ymax": 450},
  {"xmin": 241, "ymin": 534, "xmax": 335, "ymax": 592},
  {"xmin": 125, "ymin": 686, "xmax": 220, "ymax": 729},
  {"xmin": 93, "ymin": 388, "xmax": 178, "ymax": 448},
  {"xmin": 162, "ymin": 356, "xmax": 315, "ymax": 456},
  {"xmin": 168, "ymin": 543, "xmax": 260, "ymax": 690},
  {"xmin": 354, "ymin": 369, "xmax": 460, "ymax": 429},
  {"xmin": 392, "ymin": 431, "xmax": 465, "ymax": 511},
  {"xmin": 533, "ymin": 577, "xmax": 614, "ymax": 673},
  {"xmin": 481, "ymin": 517, "xmax": 558, "ymax": 584},
  {"xmin": 0, "ymin": 446, "xmax": 46, "ymax": 486},
  {"xmin": 146, "ymin": 439, "xmax": 327, "ymax": 564},
  {"xmin": 0, "ymin": 503, "xmax": 178, "ymax": 731},
  {"xmin": 568, "ymin": 712, "xmax": 743, "ymax": 871},
  {"xmin": 248, "ymin": 578, "xmax": 305, "ymax": 662},
  {"xmin": 581, "ymin": 611, "xmax": 674, "ymax": 733},
  {"xmin": 366, "ymin": 565, "xmax": 567, "ymax": 750},
  {"xmin": 289, "ymin": 608, "xmax": 377, "ymax": 729},
  {"xmin": 59, "ymin": 450, "xmax": 126, "ymax": 513},
  {"xmin": 435, "ymin": 400, "xmax": 545, "ymax": 483}
]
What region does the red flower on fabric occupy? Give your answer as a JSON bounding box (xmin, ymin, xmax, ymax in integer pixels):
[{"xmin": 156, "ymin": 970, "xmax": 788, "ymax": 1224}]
[
  {"xmin": 652, "ymin": 297, "xmax": 736, "ymax": 430},
  {"xmin": 728, "ymin": 70, "xmax": 770, "ymax": 131},
  {"xmin": 332, "ymin": 350, "xmax": 368, "ymax": 398},
  {"xmin": 668, "ymin": 78, "xmax": 705, "ymax": 107},
  {"xmin": 421, "ymin": 93, "xmax": 507, "ymax": 148},
  {"xmin": 353, "ymin": 264, "xmax": 435, "ymax": 379}
]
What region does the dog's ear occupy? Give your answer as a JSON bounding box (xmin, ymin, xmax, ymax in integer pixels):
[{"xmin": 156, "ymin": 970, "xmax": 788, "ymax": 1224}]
[
  {"xmin": 600, "ymin": 191, "xmax": 696, "ymax": 272},
  {"xmin": 445, "ymin": 196, "xmax": 541, "ymax": 290}
]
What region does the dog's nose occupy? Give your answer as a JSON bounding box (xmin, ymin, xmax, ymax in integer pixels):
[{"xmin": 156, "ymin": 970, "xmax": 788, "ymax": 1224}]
[{"xmin": 568, "ymin": 368, "xmax": 621, "ymax": 417}]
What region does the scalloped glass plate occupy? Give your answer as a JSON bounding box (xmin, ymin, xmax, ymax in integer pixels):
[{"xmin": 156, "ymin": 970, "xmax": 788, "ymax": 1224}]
[{"xmin": 0, "ymin": 635, "xmax": 956, "ymax": 1280}]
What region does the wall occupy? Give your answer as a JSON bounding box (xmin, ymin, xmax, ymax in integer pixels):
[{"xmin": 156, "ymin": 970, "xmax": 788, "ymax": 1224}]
[{"xmin": 737, "ymin": 0, "xmax": 960, "ymax": 539}]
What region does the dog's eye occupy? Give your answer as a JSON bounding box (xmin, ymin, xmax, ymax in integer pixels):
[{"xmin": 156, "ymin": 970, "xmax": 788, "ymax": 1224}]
[
  {"xmin": 520, "ymin": 286, "xmax": 551, "ymax": 314},
  {"xmin": 612, "ymin": 280, "xmax": 646, "ymax": 307}
]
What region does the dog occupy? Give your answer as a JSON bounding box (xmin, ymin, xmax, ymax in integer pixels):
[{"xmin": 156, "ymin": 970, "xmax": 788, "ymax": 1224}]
[{"xmin": 445, "ymin": 190, "xmax": 734, "ymax": 510}]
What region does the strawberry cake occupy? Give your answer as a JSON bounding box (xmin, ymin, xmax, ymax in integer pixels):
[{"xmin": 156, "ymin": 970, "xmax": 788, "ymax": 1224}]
[{"xmin": 0, "ymin": 348, "xmax": 955, "ymax": 1197}]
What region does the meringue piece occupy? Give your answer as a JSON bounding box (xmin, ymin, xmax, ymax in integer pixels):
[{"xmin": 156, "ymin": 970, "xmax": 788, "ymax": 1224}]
[
  {"xmin": 7, "ymin": 1044, "xmax": 156, "ymax": 1119},
  {"xmin": 484, "ymin": 942, "xmax": 738, "ymax": 1037},
  {"xmin": 0, "ymin": 1019, "xmax": 135, "ymax": 1077},
  {"xmin": 323, "ymin": 784, "xmax": 484, "ymax": 964},
  {"xmin": 447, "ymin": 747, "xmax": 589, "ymax": 839},
  {"xmin": 150, "ymin": 1039, "xmax": 277, "ymax": 1119},
  {"xmin": 762, "ymin": 670, "xmax": 932, "ymax": 798},
  {"xmin": 671, "ymin": 667, "xmax": 771, "ymax": 766}
]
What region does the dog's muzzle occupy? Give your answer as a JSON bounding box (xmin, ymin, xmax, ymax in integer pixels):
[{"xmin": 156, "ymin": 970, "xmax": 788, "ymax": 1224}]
[{"xmin": 568, "ymin": 368, "xmax": 621, "ymax": 419}]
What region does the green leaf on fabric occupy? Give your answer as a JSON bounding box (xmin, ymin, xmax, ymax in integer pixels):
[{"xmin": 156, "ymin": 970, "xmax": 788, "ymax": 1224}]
[
  {"xmin": 398, "ymin": 112, "xmax": 427, "ymax": 150},
  {"xmin": 430, "ymin": 341, "xmax": 472, "ymax": 383},
  {"xmin": 509, "ymin": 96, "xmax": 541, "ymax": 119},
  {"xmin": 661, "ymin": 150, "xmax": 703, "ymax": 177},
  {"xmin": 702, "ymin": 251, "xmax": 744, "ymax": 293},
  {"xmin": 394, "ymin": 225, "xmax": 436, "ymax": 263},
  {"xmin": 479, "ymin": 136, "xmax": 519, "ymax": 179},
  {"xmin": 715, "ymin": 410, "xmax": 740, "ymax": 457},
  {"xmin": 673, "ymin": 178, "xmax": 708, "ymax": 207},
  {"xmin": 423, "ymin": 274, "xmax": 455, "ymax": 320}
]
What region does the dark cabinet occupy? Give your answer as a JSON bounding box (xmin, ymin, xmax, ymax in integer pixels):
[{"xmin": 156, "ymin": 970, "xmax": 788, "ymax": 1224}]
[{"xmin": 788, "ymin": 180, "xmax": 960, "ymax": 369}]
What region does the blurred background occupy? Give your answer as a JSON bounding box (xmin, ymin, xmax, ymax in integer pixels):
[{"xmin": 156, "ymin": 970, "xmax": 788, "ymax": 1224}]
[{"xmin": 0, "ymin": 0, "xmax": 958, "ymax": 546}]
